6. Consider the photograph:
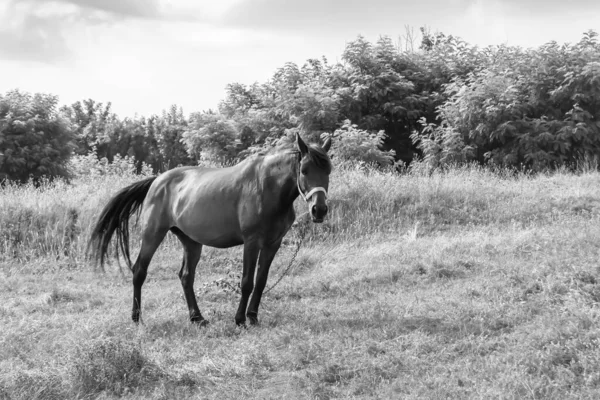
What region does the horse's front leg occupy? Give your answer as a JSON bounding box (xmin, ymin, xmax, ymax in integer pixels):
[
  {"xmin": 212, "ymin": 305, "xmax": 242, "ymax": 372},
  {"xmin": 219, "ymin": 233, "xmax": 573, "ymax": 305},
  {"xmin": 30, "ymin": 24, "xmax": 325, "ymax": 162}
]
[
  {"xmin": 235, "ymin": 241, "xmax": 260, "ymax": 326},
  {"xmin": 246, "ymin": 239, "xmax": 282, "ymax": 325}
]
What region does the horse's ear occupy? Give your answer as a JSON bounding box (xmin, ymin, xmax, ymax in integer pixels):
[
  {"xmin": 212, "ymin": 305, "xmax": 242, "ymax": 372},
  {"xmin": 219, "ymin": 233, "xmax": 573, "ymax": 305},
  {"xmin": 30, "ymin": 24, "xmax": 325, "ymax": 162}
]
[
  {"xmin": 296, "ymin": 132, "xmax": 308, "ymax": 156},
  {"xmin": 322, "ymin": 136, "xmax": 331, "ymax": 153}
]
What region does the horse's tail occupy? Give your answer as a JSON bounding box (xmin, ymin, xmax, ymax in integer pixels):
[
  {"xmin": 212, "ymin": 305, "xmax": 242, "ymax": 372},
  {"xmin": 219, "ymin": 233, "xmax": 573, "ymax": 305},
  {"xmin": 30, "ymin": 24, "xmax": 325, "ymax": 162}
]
[{"xmin": 88, "ymin": 177, "xmax": 157, "ymax": 271}]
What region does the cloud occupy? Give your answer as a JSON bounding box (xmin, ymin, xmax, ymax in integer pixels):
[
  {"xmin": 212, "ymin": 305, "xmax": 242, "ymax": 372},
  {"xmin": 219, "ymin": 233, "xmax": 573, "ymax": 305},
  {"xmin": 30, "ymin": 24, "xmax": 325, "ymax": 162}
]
[
  {"xmin": 218, "ymin": 0, "xmax": 600, "ymax": 50},
  {"xmin": 16, "ymin": 0, "xmax": 162, "ymax": 20},
  {"xmin": 0, "ymin": 0, "xmax": 131, "ymax": 63},
  {"xmin": 159, "ymin": 0, "xmax": 244, "ymax": 21},
  {"xmin": 0, "ymin": 0, "xmax": 214, "ymax": 63},
  {"xmin": 222, "ymin": 0, "xmax": 379, "ymax": 33},
  {"xmin": 496, "ymin": 0, "xmax": 600, "ymax": 17},
  {"xmin": 22, "ymin": 0, "xmax": 231, "ymax": 22},
  {"xmin": 460, "ymin": 0, "xmax": 600, "ymax": 48},
  {"xmin": 0, "ymin": 16, "xmax": 69, "ymax": 62},
  {"xmin": 219, "ymin": 0, "xmax": 471, "ymax": 36},
  {"xmin": 58, "ymin": 0, "xmax": 160, "ymax": 18},
  {"xmin": 0, "ymin": 2, "xmax": 73, "ymax": 62}
]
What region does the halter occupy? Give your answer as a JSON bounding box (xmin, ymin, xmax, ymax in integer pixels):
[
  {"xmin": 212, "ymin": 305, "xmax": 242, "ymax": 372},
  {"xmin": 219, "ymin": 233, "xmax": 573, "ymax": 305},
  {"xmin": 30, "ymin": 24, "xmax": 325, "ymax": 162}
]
[{"xmin": 296, "ymin": 156, "xmax": 328, "ymax": 203}]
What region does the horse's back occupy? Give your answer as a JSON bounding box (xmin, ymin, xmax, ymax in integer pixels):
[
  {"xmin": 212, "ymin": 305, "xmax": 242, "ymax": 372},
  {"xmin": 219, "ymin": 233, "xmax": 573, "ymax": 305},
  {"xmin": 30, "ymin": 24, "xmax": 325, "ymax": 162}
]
[{"xmin": 141, "ymin": 163, "xmax": 257, "ymax": 248}]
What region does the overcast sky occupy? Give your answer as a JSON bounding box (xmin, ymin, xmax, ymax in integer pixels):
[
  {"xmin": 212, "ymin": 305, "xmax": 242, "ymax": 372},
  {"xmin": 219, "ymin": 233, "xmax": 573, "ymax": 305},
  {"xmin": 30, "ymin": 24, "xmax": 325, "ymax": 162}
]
[{"xmin": 1, "ymin": 0, "xmax": 598, "ymax": 118}]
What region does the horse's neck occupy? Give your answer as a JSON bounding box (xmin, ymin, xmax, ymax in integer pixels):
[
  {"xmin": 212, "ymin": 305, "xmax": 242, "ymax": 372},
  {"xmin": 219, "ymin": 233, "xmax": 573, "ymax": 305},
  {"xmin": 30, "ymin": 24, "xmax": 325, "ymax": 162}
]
[{"xmin": 261, "ymin": 152, "xmax": 299, "ymax": 208}]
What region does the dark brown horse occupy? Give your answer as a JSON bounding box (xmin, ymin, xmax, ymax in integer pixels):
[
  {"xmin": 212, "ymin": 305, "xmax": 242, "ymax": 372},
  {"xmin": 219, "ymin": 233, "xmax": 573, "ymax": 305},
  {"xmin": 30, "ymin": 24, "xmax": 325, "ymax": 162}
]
[{"xmin": 88, "ymin": 133, "xmax": 332, "ymax": 326}]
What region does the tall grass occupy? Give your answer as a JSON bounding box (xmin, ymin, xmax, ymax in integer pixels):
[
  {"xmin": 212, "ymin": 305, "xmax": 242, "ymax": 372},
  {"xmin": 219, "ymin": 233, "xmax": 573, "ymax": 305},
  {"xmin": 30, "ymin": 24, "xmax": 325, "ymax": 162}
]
[
  {"xmin": 0, "ymin": 154, "xmax": 154, "ymax": 268},
  {"xmin": 2, "ymin": 160, "xmax": 600, "ymax": 399},
  {"xmin": 1, "ymin": 161, "xmax": 599, "ymax": 269},
  {"xmin": 0, "ymin": 176, "xmax": 137, "ymax": 267}
]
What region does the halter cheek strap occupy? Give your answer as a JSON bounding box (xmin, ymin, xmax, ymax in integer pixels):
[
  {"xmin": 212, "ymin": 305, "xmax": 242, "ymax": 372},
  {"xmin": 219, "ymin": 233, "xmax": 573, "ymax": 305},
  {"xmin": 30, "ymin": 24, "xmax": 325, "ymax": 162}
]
[{"xmin": 297, "ymin": 162, "xmax": 327, "ymax": 203}]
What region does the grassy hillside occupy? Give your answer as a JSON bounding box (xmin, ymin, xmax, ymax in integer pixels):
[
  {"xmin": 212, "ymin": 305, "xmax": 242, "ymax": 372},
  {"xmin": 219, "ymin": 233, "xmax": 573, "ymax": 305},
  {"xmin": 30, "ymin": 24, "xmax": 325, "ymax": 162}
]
[{"xmin": 2, "ymin": 164, "xmax": 600, "ymax": 399}]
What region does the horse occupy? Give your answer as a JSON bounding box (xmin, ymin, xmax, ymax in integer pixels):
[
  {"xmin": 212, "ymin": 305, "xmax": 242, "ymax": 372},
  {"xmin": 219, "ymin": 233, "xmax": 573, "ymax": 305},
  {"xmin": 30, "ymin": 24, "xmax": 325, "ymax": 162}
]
[{"xmin": 88, "ymin": 133, "xmax": 332, "ymax": 326}]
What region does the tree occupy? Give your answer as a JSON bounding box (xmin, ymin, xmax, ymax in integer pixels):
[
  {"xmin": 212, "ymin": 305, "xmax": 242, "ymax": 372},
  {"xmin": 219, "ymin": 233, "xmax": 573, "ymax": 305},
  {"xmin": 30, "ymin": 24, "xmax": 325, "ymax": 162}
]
[
  {"xmin": 182, "ymin": 111, "xmax": 240, "ymax": 164},
  {"xmin": 0, "ymin": 89, "xmax": 76, "ymax": 183},
  {"xmin": 418, "ymin": 31, "xmax": 600, "ymax": 170},
  {"xmin": 330, "ymin": 120, "xmax": 396, "ymax": 166},
  {"xmin": 334, "ymin": 36, "xmax": 425, "ymax": 163},
  {"xmin": 60, "ymin": 99, "xmax": 117, "ymax": 158},
  {"xmin": 155, "ymin": 105, "xmax": 193, "ymax": 170}
]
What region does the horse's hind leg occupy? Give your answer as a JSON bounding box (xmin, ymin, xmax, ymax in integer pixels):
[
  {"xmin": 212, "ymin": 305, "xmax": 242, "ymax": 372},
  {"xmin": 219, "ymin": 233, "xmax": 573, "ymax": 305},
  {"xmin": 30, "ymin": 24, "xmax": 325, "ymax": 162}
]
[
  {"xmin": 132, "ymin": 228, "xmax": 168, "ymax": 323},
  {"xmin": 171, "ymin": 228, "xmax": 206, "ymax": 324}
]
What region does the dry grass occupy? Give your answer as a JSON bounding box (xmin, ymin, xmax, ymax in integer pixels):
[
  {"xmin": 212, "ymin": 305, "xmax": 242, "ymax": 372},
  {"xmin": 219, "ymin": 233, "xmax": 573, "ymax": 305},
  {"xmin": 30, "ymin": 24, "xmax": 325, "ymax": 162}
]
[{"xmin": 2, "ymin": 163, "xmax": 600, "ymax": 399}]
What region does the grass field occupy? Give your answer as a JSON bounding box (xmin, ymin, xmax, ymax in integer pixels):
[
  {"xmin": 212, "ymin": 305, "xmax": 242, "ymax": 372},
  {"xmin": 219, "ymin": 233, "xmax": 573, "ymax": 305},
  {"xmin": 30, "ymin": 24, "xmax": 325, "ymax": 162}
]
[{"xmin": 1, "ymin": 163, "xmax": 600, "ymax": 399}]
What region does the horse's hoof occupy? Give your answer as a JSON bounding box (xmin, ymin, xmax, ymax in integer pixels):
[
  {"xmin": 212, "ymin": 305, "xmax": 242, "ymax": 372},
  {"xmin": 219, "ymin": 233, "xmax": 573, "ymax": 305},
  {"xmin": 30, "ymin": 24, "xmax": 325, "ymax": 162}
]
[
  {"xmin": 191, "ymin": 316, "xmax": 209, "ymax": 326},
  {"xmin": 248, "ymin": 315, "xmax": 259, "ymax": 326}
]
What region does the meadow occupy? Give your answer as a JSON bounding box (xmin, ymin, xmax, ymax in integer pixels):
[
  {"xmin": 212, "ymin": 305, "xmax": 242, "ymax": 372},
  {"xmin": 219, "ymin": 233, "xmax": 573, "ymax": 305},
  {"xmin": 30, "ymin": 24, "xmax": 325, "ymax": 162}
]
[{"xmin": 1, "ymin": 161, "xmax": 600, "ymax": 399}]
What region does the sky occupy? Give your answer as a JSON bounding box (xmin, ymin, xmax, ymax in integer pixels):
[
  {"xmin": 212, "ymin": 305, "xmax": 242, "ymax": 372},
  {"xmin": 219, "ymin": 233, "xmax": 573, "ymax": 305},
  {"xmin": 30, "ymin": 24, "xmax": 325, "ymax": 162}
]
[{"xmin": 1, "ymin": 0, "xmax": 599, "ymax": 118}]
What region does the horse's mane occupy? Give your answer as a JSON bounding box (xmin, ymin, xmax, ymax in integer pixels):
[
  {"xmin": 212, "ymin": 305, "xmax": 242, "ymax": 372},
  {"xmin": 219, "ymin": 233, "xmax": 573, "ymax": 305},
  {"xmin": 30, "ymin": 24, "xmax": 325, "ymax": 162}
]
[{"xmin": 262, "ymin": 141, "xmax": 332, "ymax": 173}]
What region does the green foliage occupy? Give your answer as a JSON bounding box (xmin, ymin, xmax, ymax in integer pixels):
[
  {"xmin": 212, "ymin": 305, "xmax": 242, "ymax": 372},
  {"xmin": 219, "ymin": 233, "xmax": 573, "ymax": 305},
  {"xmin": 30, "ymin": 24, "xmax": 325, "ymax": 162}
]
[
  {"xmin": 340, "ymin": 36, "xmax": 418, "ymax": 128},
  {"xmin": 60, "ymin": 98, "xmax": 116, "ymax": 157},
  {"xmin": 213, "ymin": 58, "xmax": 341, "ymax": 163},
  {"xmin": 418, "ymin": 30, "xmax": 600, "ymax": 170},
  {"xmin": 61, "ymin": 101, "xmax": 194, "ymax": 173},
  {"xmin": 0, "ymin": 90, "xmax": 76, "ymax": 183},
  {"xmin": 413, "ymin": 117, "xmax": 474, "ymax": 169},
  {"xmin": 69, "ymin": 147, "xmax": 153, "ymax": 178},
  {"xmin": 200, "ymin": 33, "xmax": 479, "ymax": 166},
  {"xmin": 155, "ymin": 105, "xmax": 193, "ymax": 169},
  {"xmin": 7, "ymin": 29, "xmax": 600, "ymax": 172},
  {"xmin": 279, "ymin": 65, "xmax": 340, "ymax": 134},
  {"xmin": 182, "ymin": 111, "xmax": 241, "ymax": 164},
  {"xmin": 330, "ymin": 120, "xmax": 395, "ymax": 166}
]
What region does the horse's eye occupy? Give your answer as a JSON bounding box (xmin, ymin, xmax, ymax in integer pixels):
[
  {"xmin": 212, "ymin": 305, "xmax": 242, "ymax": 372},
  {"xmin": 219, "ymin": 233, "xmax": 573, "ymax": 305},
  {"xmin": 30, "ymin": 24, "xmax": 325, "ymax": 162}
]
[{"xmin": 301, "ymin": 167, "xmax": 308, "ymax": 175}]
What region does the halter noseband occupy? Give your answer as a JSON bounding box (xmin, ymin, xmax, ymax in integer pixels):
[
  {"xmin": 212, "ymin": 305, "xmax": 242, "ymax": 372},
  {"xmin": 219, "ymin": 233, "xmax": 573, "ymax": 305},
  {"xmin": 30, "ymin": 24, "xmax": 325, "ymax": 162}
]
[{"xmin": 296, "ymin": 156, "xmax": 328, "ymax": 203}]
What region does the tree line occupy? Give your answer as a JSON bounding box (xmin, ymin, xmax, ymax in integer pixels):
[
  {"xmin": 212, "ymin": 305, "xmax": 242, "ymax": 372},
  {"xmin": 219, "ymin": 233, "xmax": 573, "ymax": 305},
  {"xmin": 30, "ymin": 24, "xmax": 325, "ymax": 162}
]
[{"xmin": 1, "ymin": 28, "xmax": 600, "ymax": 183}]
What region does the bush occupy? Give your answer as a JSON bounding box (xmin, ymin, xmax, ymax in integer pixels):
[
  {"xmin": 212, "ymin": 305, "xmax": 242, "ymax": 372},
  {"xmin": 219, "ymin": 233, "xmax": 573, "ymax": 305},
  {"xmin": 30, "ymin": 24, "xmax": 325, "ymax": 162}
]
[
  {"xmin": 0, "ymin": 89, "xmax": 76, "ymax": 183},
  {"xmin": 329, "ymin": 120, "xmax": 395, "ymax": 166},
  {"xmin": 417, "ymin": 31, "xmax": 600, "ymax": 170},
  {"xmin": 182, "ymin": 112, "xmax": 242, "ymax": 164},
  {"xmin": 68, "ymin": 148, "xmax": 153, "ymax": 178}
]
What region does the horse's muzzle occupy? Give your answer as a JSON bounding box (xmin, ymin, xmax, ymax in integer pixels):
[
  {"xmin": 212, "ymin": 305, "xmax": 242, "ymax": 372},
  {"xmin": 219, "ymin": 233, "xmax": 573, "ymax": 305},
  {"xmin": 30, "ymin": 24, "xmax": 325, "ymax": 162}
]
[{"xmin": 311, "ymin": 204, "xmax": 328, "ymax": 223}]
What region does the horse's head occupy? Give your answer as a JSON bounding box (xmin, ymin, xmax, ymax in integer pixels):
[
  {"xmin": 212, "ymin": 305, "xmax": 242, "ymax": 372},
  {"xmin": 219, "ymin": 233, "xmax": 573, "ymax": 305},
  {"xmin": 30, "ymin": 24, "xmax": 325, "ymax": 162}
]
[{"xmin": 295, "ymin": 132, "xmax": 332, "ymax": 223}]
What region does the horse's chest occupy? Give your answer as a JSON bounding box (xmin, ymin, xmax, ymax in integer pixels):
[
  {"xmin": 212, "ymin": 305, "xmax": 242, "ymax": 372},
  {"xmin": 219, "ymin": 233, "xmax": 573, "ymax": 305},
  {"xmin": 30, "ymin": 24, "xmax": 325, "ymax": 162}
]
[{"xmin": 261, "ymin": 210, "xmax": 295, "ymax": 244}]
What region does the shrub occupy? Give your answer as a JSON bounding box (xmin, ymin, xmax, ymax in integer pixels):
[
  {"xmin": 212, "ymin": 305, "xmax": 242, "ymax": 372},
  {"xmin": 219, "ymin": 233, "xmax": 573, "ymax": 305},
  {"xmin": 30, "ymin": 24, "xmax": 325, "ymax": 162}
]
[
  {"xmin": 0, "ymin": 89, "xmax": 76, "ymax": 183},
  {"xmin": 417, "ymin": 31, "xmax": 600, "ymax": 170},
  {"xmin": 329, "ymin": 120, "xmax": 395, "ymax": 166},
  {"xmin": 68, "ymin": 148, "xmax": 153, "ymax": 178},
  {"xmin": 182, "ymin": 112, "xmax": 242, "ymax": 164}
]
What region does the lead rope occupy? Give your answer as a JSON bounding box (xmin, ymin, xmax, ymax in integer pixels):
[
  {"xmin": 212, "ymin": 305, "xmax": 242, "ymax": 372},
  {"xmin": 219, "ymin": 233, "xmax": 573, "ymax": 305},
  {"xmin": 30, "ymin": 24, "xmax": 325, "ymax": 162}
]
[{"xmin": 263, "ymin": 211, "xmax": 310, "ymax": 296}]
